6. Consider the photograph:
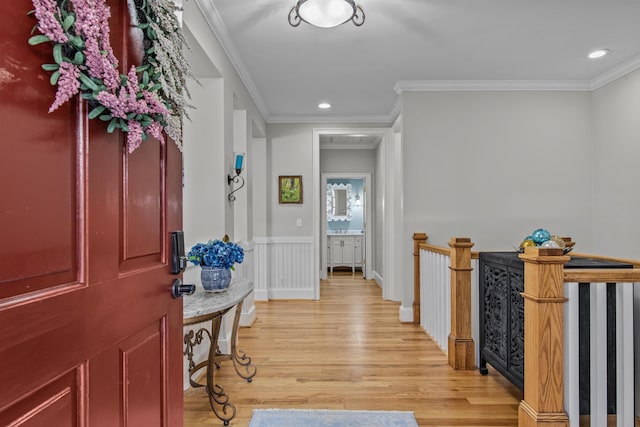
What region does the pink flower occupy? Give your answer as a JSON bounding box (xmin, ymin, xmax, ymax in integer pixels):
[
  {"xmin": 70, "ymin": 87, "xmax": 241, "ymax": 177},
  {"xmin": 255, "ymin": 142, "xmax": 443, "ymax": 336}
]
[
  {"xmin": 49, "ymin": 62, "xmax": 81, "ymax": 112},
  {"xmin": 71, "ymin": 0, "xmax": 119, "ymax": 90},
  {"xmin": 143, "ymin": 91, "xmax": 171, "ymax": 116},
  {"xmin": 70, "ymin": 0, "xmax": 97, "ymax": 38},
  {"xmin": 121, "ymin": 67, "xmax": 151, "ymax": 114},
  {"xmin": 146, "ymin": 121, "xmax": 165, "ymax": 144},
  {"xmin": 126, "ymin": 66, "xmax": 140, "ymax": 96},
  {"xmin": 32, "ymin": 0, "xmax": 68, "ymax": 43},
  {"xmin": 127, "ymin": 120, "xmax": 144, "ymax": 153},
  {"xmin": 84, "ymin": 38, "xmax": 119, "ymax": 91},
  {"xmin": 96, "ymin": 90, "xmax": 127, "ymax": 118}
]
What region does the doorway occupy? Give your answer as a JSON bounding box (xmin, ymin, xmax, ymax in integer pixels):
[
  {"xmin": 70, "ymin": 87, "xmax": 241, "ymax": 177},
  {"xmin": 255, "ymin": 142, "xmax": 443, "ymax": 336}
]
[
  {"xmin": 313, "ymin": 128, "xmax": 388, "ymax": 301},
  {"xmin": 321, "ymin": 173, "xmax": 372, "ymax": 280}
]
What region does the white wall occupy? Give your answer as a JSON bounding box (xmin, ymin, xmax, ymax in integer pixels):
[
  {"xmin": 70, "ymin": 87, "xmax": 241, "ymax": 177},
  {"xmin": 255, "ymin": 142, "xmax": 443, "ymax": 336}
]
[
  {"xmin": 181, "ymin": 1, "xmax": 266, "ymax": 389},
  {"xmin": 320, "ymin": 149, "xmax": 377, "ymax": 174},
  {"xmin": 400, "ymin": 90, "xmax": 593, "ymax": 307},
  {"xmin": 267, "ymin": 123, "xmax": 315, "ymax": 237},
  {"xmin": 250, "ymin": 132, "xmax": 269, "ymax": 238},
  {"xmin": 374, "ymin": 138, "xmax": 386, "ymax": 283},
  {"xmin": 183, "ymin": 78, "xmax": 226, "ymax": 247},
  {"xmin": 267, "ymin": 123, "xmax": 387, "ymax": 238},
  {"xmin": 592, "ymin": 68, "xmax": 640, "ymax": 260},
  {"xmin": 183, "ymin": 0, "xmax": 266, "ymax": 243}
]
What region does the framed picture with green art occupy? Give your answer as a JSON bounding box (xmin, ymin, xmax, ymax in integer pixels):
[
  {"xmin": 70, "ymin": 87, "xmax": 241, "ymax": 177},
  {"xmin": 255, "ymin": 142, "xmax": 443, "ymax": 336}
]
[{"xmin": 278, "ymin": 175, "xmax": 303, "ymax": 204}]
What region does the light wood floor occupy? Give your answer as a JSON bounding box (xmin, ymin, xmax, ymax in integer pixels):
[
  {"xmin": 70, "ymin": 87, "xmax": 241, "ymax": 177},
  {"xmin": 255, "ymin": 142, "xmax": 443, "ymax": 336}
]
[{"xmin": 184, "ymin": 272, "xmax": 522, "ymax": 426}]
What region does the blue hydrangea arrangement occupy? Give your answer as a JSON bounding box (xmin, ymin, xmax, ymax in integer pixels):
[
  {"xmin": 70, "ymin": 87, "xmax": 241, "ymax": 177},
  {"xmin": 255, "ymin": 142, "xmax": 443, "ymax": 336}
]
[{"xmin": 187, "ymin": 239, "xmax": 244, "ymax": 270}]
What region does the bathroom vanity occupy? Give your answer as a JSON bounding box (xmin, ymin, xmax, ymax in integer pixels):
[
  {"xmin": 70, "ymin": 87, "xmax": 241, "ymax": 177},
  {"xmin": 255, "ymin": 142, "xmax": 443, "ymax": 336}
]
[{"xmin": 327, "ymin": 232, "xmax": 363, "ymax": 273}]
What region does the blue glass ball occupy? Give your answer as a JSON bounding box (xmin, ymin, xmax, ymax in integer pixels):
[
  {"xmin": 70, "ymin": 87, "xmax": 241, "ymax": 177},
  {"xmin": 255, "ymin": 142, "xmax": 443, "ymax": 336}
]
[{"xmin": 531, "ymin": 228, "xmax": 551, "ymax": 244}]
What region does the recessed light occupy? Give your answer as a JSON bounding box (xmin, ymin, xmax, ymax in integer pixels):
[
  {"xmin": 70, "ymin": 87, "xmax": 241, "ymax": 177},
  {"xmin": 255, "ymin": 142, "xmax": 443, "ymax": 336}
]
[
  {"xmin": 318, "ymin": 102, "xmax": 331, "ymax": 109},
  {"xmin": 588, "ymin": 49, "xmax": 610, "ymax": 59}
]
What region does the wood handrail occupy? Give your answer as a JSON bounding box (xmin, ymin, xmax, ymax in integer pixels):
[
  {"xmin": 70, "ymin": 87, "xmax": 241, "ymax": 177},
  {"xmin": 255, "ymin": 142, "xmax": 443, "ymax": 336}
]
[
  {"xmin": 564, "ymin": 268, "xmax": 640, "ymax": 283},
  {"xmin": 419, "ymin": 243, "xmax": 449, "ymax": 256},
  {"xmin": 419, "ymin": 246, "xmax": 640, "ymax": 268},
  {"xmin": 569, "ymin": 251, "xmax": 640, "ymax": 268},
  {"xmin": 419, "ymin": 242, "xmax": 480, "ymax": 259}
]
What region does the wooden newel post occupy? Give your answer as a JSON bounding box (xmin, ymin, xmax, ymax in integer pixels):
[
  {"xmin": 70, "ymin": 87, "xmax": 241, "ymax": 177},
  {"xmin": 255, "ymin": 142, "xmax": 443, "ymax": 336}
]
[
  {"xmin": 518, "ymin": 247, "xmax": 569, "ymax": 427},
  {"xmin": 447, "ymin": 237, "xmax": 475, "ymax": 370},
  {"xmin": 413, "ymin": 233, "xmax": 428, "ymax": 325}
]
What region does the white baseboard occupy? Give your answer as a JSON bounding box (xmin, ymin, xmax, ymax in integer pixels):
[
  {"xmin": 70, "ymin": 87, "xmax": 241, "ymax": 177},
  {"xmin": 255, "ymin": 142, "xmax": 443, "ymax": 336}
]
[
  {"xmin": 217, "ymin": 328, "xmax": 232, "ymax": 355},
  {"xmin": 240, "ymin": 304, "xmax": 256, "ymax": 327},
  {"xmin": 373, "ymin": 271, "xmax": 383, "ymax": 288},
  {"xmin": 399, "ymin": 304, "xmax": 414, "ymax": 323},
  {"xmin": 254, "ymin": 289, "xmax": 269, "ymax": 301}
]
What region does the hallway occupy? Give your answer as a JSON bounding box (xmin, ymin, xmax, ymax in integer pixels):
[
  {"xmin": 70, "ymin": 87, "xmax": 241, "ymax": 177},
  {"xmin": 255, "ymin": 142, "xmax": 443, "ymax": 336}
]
[{"xmin": 184, "ymin": 273, "xmax": 522, "ymax": 426}]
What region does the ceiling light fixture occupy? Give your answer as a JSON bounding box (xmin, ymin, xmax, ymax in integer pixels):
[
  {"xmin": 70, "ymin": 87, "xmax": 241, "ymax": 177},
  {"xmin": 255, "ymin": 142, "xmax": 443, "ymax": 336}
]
[
  {"xmin": 588, "ymin": 49, "xmax": 610, "ymax": 59},
  {"xmin": 288, "ymin": 0, "xmax": 365, "ymax": 28},
  {"xmin": 318, "ymin": 102, "xmax": 332, "ymax": 109}
]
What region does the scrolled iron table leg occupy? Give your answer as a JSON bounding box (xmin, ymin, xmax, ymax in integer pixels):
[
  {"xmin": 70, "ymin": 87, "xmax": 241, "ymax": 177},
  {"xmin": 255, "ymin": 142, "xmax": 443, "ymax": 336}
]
[{"xmin": 229, "ymin": 300, "xmax": 257, "ymax": 382}]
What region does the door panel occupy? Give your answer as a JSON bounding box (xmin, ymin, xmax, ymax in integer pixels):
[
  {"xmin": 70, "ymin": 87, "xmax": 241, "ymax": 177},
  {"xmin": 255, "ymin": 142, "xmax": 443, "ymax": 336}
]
[
  {"xmin": 0, "ymin": 0, "xmax": 79, "ymax": 299},
  {"xmin": 122, "ymin": 140, "xmax": 163, "ymax": 267},
  {"xmin": 0, "ymin": 369, "xmax": 81, "ymax": 427},
  {"xmin": 121, "ymin": 321, "xmax": 164, "ymax": 427},
  {"xmin": 0, "ymin": 1, "xmax": 183, "ymax": 425}
]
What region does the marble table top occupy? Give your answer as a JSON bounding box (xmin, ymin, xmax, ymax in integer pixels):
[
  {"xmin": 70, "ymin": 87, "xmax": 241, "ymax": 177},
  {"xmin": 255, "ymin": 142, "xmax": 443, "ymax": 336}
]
[{"xmin": 183, "ymin": 278, "xmax": 253, "ymax": 322}]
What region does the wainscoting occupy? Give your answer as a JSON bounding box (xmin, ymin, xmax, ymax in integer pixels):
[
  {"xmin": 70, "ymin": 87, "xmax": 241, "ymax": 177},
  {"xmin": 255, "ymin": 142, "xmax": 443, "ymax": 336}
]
[{"xmin": 254, "ymin": 236, "xmax": 315, "ymax": 300}]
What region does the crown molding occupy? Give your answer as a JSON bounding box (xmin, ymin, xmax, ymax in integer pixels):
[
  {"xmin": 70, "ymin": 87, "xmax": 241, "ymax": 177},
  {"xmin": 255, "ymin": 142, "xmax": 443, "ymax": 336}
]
[
  {"xmin": 394, "ymin": 80, "xmax": 592, "ymax": 93},
  {"xmin": 388, "ymin": 97, "xmax": 402, "ymax": 124},
  {"xmin": 590, "ymin": 54, "xmax": 640, "ymax": 90},
  {"xmin": 193, "ymin": 0, "xmax": 269, "ymax": 120}
]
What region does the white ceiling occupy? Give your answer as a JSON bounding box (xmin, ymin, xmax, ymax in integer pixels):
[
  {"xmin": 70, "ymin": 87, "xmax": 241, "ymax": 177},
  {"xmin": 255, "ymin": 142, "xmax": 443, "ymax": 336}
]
[{"xmin": 200, "ymin": 0, "xmax": 640, "ymax": 123}]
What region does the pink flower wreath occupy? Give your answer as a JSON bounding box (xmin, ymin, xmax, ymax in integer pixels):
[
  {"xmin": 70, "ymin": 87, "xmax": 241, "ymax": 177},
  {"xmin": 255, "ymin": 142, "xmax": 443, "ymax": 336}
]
[{"xmin": 29, "ymin": 0, "xmax": 178, "ymax": 153}]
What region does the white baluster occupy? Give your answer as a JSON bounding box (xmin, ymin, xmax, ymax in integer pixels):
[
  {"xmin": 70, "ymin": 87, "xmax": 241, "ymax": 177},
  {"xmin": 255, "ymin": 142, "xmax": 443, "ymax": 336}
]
[
  {"xmin": 437, "ymin": 253, "xmax": 444, "ymax": 348},
  {"xmin": 616, "ymin": 283, "xmax": 634, "ymax": 426},
  {"xmin": 444, "ymin": 253, "xmax": 451, "ymax": 353}
]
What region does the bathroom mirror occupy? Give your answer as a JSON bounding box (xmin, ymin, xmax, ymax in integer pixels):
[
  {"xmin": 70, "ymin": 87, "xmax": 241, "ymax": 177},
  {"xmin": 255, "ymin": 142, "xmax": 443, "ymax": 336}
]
[
  {"xmin": 327, "ymin": 183, "xmax": 352, "ymax": 221},
  {"xmin": 334, "ymin": 189, "xmax": 347, "ymax": 216}
]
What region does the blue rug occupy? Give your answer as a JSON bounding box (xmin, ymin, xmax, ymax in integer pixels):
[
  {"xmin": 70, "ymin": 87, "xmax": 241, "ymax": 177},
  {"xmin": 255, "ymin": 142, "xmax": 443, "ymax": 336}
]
[{"xmin": 249, "ymin": 409, "xmax": 419, "ymax": 427}]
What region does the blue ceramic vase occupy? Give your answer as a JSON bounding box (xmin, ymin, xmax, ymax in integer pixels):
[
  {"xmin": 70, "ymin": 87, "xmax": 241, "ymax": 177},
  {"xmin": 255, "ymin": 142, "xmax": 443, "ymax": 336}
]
[{"xmin": 200, "ymin": 266, "xmax": 231, "ymax": 292}]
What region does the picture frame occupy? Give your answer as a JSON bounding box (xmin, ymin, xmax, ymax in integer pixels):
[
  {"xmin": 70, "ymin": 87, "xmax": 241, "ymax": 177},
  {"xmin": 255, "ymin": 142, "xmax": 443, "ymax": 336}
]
[{"xmin": 278, "ymin": 175, "xmax": 303, "ymax": 204}]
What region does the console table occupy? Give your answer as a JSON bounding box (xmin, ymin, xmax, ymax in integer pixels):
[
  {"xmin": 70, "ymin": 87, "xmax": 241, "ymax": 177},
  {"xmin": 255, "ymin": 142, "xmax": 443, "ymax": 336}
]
[
  {"xmin": 183, "ymin": 278, "xmax": 257, "ymax": 426},
  {"xmin": 479, "ymin": 252, "xmax": 632, "ymax": 414}
]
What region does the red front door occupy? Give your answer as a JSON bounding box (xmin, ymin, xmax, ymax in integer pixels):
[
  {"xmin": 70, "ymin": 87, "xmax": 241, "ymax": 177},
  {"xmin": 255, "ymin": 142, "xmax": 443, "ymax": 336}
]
[{"xmin": 0, "ymin": 1, "xmax": 183, "ymax": 426}]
